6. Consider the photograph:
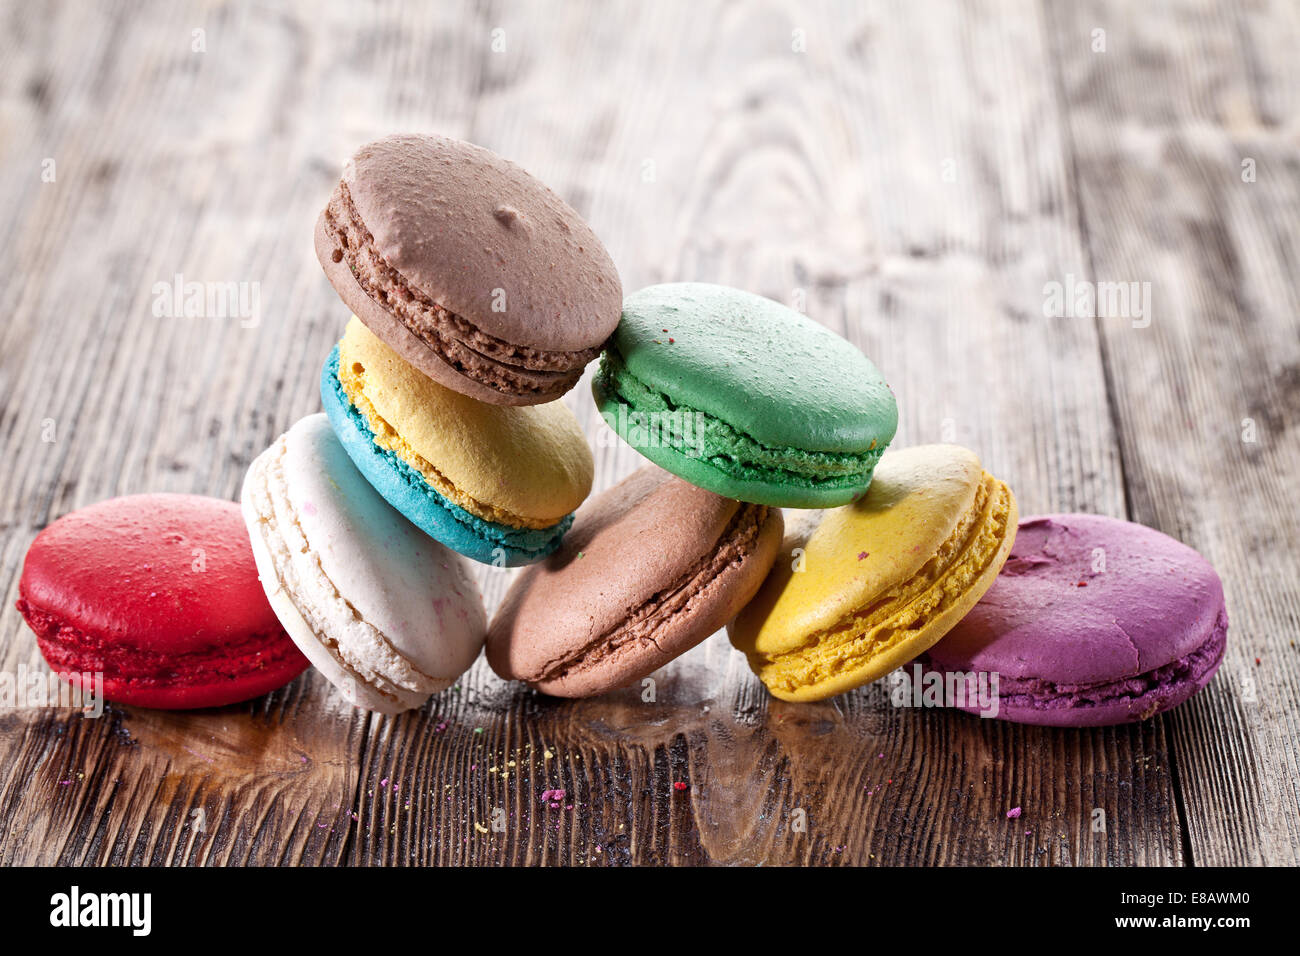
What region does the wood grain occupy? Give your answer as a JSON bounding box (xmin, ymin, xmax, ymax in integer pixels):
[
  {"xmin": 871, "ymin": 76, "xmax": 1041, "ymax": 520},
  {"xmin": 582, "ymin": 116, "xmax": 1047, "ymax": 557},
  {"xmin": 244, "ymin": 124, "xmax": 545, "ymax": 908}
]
[
  {"xmin": 1049, "ymin": 0, "xmax": 1300, "ymax": 865},
  {"xmin": 0, "ymin": 0, "xmax": 1294, "ymax": 865}
]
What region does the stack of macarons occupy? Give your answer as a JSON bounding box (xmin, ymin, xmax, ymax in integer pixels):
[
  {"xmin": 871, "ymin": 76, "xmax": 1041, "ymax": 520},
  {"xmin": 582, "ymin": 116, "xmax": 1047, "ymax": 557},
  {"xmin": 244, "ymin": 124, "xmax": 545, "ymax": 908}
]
[
  {"xmin": 243, "ymin": 132, "xmax": 626, "ymax": 712},
  {"xmin": 14, "ymin": 132, "xmax": 1229, "ymax": 728}
]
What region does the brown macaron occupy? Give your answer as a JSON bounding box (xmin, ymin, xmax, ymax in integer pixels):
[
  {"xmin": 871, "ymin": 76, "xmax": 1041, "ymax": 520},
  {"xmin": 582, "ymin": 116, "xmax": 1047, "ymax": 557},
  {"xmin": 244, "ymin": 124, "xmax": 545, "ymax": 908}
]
[
  {"xmin": 487, "ymin": 466, "xmax": 784, "ymax": 697},
  {"xmin": 315, "ymin": 133, "xmax": 622, "ymax": 405}
]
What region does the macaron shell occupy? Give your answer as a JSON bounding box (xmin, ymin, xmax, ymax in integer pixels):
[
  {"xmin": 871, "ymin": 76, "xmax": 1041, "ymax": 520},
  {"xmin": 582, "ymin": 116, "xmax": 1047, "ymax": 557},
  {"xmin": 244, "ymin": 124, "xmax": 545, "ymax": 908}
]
[
  {"xmin": 489, "ymin": 467, "xmax": 741, "ymax": 667},
  {"xmin": 728, "ymin": 444, "xmax": 1019, "ymax": 702},
  {"xmin": 612, "ymin": 283, "xmax": 897, "ymax": 453},
  {"xmin": 929, "ymin": 515, "xmax": 1225, "ymax": 682},
  {"xmin": 956, "ymin": 627, "xmax": 1227, "ymax": 728},
  {"xmin": 17, "ymin": 494, "xmax": 308, "ymax": 709},
  {"xmin": 740, "ymin": 445, "xmax": 986, "ymax": 655},
  {"xmin": 922, "ymin": 514, "xmax": 1228, "ymax": 726},
  {"xmin": 331, "ymin": 133, "xmax": 621, "ymax": 353},
  {"xmin": 337, "ymin": 317, "xmax": 593, "ymax": 524},
  {"xmin": 487, "ymin": 466, "xmax": 783, "ymax": 696},
  {"xmin": 22, "ymin": 624, "xmax": 307, "ymax": 711},
  {"xmin": 241, "ymin": 516, "xmax": 406, "ymax": 714},
  {"xmin": 526, "ymin": 508, "xmax": 782, "ymax": 697},
  {"xmin": 769, "ymin": 488, "xmax": 1014, "ymax": 702}
]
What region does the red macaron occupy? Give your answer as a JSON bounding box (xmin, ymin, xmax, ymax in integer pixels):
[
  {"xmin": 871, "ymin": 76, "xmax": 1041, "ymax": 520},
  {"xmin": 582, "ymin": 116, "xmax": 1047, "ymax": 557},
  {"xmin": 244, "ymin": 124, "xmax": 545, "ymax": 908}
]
[{"xmin": 16, "ymin": 493, "xmax": 309, "ymax": 709}]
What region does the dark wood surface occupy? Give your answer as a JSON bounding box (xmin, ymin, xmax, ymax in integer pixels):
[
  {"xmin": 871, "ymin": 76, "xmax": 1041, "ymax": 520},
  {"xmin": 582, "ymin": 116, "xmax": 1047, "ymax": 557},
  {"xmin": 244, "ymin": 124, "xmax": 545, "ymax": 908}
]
[{"xmin": 0, "ymin": 0, "xmax": 1296, "ymax": 866}]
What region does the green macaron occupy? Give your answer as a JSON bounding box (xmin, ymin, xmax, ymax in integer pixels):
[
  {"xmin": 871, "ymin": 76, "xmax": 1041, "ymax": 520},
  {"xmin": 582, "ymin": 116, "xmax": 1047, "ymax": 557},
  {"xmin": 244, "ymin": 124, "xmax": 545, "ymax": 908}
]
[{"xmin": 593, "ymin": 283, "xmax": 898, "ymax": 507}]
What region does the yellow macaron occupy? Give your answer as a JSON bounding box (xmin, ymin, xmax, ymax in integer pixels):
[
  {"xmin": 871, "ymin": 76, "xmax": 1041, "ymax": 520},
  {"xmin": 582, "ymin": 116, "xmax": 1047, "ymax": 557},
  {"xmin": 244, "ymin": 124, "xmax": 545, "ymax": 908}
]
[
  {"xmin": 727, "ymin": 444, "xmax": 1018, "ymax": 702},
  {"xmin": 322, "ymin": 317, "xmax": 594, "ymax": 565}
]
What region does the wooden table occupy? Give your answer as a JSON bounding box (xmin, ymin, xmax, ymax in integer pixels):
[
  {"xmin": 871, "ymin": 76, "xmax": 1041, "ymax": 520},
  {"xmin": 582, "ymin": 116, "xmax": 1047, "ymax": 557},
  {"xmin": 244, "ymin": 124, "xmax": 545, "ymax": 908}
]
[{"xmin": 1, "ymin": 0, "xmax": 1296, "ymax": 866}]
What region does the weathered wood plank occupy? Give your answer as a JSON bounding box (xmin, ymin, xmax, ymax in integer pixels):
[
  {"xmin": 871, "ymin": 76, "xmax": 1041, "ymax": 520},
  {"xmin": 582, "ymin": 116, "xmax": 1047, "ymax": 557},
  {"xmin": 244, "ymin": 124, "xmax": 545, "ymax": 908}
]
[
  {"xmin": 0, "ymin": 0, "xmax": 490, "ymax": 866},
  {"xmin": 1048, "ymin": 0, "xmax": 1300, "ymax": 865}
]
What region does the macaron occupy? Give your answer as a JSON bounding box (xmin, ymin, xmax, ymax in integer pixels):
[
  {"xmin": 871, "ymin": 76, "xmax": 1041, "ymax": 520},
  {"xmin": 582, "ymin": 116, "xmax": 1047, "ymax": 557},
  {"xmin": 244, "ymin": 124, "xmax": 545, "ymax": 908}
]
[
  {"xmin": 322, "ymin": 317, "xmax": 593, "ymax": 566},
  {"xmin": 242, "ymin": 413, "xmax": 486, "ymax": 714},
  {"xmin": 592, "ymin": 282, "xmax": 898, "ymax": 508},
  {"xmin": 728, "ymin": 444, "xmax": 1018, "ymax": 702},
  {"xmin": 919, "ymin": 514, "xmax": 1229, "ymax": 726},
  {"xmin": 15, "ymin": 494, "xmax": 309, "ymax": 709},
  {"xmin": 315, "ymin": 133, "xmax": 622, "ymax": 405},
  {"xmin": 486, "ymin": 465, "xmax": 784, "ymax": 697}
]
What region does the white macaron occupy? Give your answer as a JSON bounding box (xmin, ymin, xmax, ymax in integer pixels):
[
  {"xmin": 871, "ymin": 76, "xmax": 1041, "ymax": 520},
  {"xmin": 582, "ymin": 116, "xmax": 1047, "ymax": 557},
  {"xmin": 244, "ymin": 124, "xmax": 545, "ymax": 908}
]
[{"xmin": 242, "ymin": 413, "xmax": 486, "ymax": 714}]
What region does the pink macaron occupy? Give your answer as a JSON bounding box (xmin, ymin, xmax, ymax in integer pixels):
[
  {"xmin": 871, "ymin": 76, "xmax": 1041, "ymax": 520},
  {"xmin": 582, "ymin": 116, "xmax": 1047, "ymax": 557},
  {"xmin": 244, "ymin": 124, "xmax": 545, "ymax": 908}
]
[
  {"xmin": 921, "ymin": 514, "xmax": 1228, "ymax": 726},
  {"xmin": 16, "ymin": 494, "xmax": 310, "ymax": 709}
]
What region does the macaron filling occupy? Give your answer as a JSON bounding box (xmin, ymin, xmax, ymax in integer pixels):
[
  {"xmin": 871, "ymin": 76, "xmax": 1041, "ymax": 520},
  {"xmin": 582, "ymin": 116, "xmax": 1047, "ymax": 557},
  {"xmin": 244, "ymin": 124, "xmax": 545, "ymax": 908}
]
[
  {"xmin": 323, "ymin": 348, "xmax": 573, "ymax": 559},
  {"xmin": 323, "ymin": 183, "xmax": 598, "ymax": 396},
  {"xmin": 755, "ymin": 474, "xmax": 1014, "ymax": 695},
  {"xmin": 594, "ymin": 350, "xmax": 883, "ymax": 489},
  {"xmin": 534, "ymin": 502, "xmax": 772, "ymax": 683},
  {"xmin": 244, "ymin": 431, "xmax": 451, "ymax": 710}
]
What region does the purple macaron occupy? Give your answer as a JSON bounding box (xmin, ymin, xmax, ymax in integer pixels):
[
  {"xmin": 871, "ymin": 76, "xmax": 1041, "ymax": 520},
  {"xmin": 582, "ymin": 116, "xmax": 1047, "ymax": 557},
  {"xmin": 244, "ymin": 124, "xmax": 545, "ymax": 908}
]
[{"xmin": 921, "ymin": 514, "xmax": 1228, "ymax": 727}]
